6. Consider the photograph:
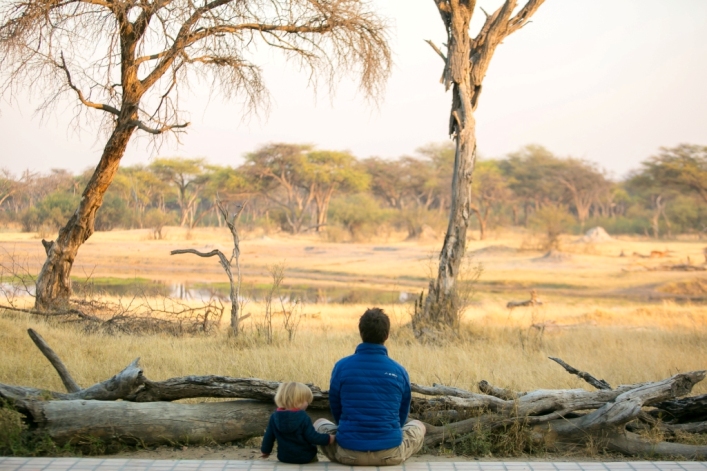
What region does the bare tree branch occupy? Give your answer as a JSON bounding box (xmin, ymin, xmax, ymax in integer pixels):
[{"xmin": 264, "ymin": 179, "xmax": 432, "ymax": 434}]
[
  {"xmin": 27, "ymin": 328, "xmax": 81, "ymax": 393},
  {"xmin": 57, "ymin": 53, "xmax": 120, "ymax": 116},
  {"xmin": 130, "ymin": 119, "xmax": 190, "ymax": 135},
  {"xmin": 549, "ymin": 356, "xmax": 612, "ymax": 390},
  {"xmin": 424, "ymin": 39, "xmax": 446, "ymax": 62}
]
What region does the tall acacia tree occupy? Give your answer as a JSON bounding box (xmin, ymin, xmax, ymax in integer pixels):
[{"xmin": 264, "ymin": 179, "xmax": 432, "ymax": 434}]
[
  {"xmin": 150, "ymin": 158, "xmax": 209, "ymax": 228},
  {"xmin": 421, "ymin": 0, "xmax": 544, "ymax": 326},
  {"xmin": 0, "ymin": 0, "xmax": 390, "ymax": 309},
  {"xmin": 306, "ymin": 151, "xmax": 370, "ymax": 232}
]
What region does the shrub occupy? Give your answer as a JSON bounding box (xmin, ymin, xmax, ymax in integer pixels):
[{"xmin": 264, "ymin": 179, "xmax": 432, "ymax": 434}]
[
  {"xmin": 144, "ymin": 209, "xmax": 174, "ymax": 240},
  {"xmin": 328, "ymin": 194, "xmax": 390, "ymax": 241},
  {"xmin": 529, "ymin": 205, "xmax": 574, "ymax": 250},
  {"xmin": 94, "ymin": 193, "xmax": 130, "ymax": 231}
]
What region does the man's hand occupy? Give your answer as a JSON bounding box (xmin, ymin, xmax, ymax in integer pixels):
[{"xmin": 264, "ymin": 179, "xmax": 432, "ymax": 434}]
[
  {"xmin": 329, "ymin": 434, "xmax": 336, "ymax": 445},
  {"xmin": 260, "ymin": 453, "xmax": 270, "ymax": 459}
]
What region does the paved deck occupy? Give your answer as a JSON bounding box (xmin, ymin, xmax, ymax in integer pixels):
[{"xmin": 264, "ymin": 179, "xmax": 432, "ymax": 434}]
[{"xmin": 1, "ymin": 459, "xmax": 705, "ymax": 471}]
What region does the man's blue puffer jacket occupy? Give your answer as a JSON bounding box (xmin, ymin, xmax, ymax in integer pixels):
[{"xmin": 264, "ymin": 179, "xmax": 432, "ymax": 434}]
[{"xmin": 329, "ymin": 342, "xmax": 411, "ymax": 451}]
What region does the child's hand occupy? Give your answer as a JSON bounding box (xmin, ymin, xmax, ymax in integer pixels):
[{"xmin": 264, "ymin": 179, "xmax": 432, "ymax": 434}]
[
  {"xmin": 261, "ymin": 453, "xmax": 270, "ymax": 459},
  {"xmin": 328, "ymin": 434, "xmax": 336, "ymax": 445}
]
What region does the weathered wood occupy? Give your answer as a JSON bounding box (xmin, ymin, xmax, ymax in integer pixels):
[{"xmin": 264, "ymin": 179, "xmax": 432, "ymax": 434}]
[
  {"xmin": 608, "ymin": 432, "xmax": 707, "ymax": 459},
  {"xmin": 27, "ymin": 328, "xmax": 81, "ymax": 393},
  {"xmin": 549, "ymin": 357, "xmax": 612, "ymax": 390},
  {"xmin": 25, "ymin": 399, "xmax": 334, "ymax": 446},
  {"xmin": 0, "ymin": 359, "xmax": 144, "ymax": 403},
  {"xmin": 217, "ymin": 201, "xmax": 246, "ymax": 336},
  {"xmin": 420, "ymin": 385, "xmax": 644, "ymax": 417},
  {"xmin": 526, "ymin": 371, "xmax": 705, "ymax": 451},
  {"xmin": 628, "ymin": 419, "xmax": 707, "ymax": 435},
  {"xmin": 4, "ymin": 328, "xmax": 707, "ymax": 459},
  {"xmin": 422, "ymin": 372, "xmax": 705, "ymax": 447},
  {"xmin": 421, "ymin": 0, "xmax": 546, "ymax": 326},
  {"xmin": 412, "ymin": 382, "xmax": 479, "ymax": 398},
  {"xmin": 654, "ymin": 393, "xmax": 707, "ymax": 422},
  {"xmin": 478, "ymin": 380, "xmax": 524, "ymax": 400},
  {"xmin": 128, "ymin": 376, "xmax": 329, "ymax": 409}
]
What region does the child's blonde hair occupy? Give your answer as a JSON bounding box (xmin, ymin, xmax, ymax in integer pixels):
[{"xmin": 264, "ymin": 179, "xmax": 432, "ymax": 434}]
[{"xmin": 275, "ymin": 382, "xmax": 314, "ymax": 409}]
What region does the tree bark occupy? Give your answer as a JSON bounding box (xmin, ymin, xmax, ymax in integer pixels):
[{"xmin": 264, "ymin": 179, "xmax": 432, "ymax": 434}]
[
  {"xmin": 127, "ymin": 375, "xmax": 329, "ymax": 409},
  {"xmin": 422, "ymin": 0, "xmax": 545, "ymax": 327},
  {"xmin": 0, "ymin": 358, "xmax": 144, "ymax": 405},
  {"xmin": 24, "ymin": 399, "xmax": 333, "ymax": 446},
  {"xmin": 607, "ymin": 431, "xmax": 707, "ymax": 459},
  {"xmin": 653, "ymin": 393, "xmax": 707, "ymax": 422},
  {"xmin": 35, "ymin": 122, "xmax": 136, "ymax": 309}
]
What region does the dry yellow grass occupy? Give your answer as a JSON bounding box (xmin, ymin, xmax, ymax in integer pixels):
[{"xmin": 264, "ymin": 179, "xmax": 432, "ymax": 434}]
[
  {"xmin": 1, "ymin": 228, "xmax": 706, "ymax": 400},
  {"xmin": 2, "ymin": 299, "xmax": 706, "ymax": 397}
]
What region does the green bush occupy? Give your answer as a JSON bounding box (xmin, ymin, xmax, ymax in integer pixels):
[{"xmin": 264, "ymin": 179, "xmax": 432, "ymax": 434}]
[
  {"xmin": 35, "ymin": 192, "xmax": 81, "ymax": 230},
  {"xmin": 395, "ymin": 207, "xmax": 446, "ymax": 240},
  {"xmin": 328, "ymin": 193, "xmax": 390, "ymax": 241},
  {"xmin": 19, "ymin": 207, "xmax": 41, "ymax": 232},
  {"xmin": 94, "ymin": 193, "xmax": 130, "ymax": 231},
  {"xmin": 144, "ymin": 209, "xmax": 174, "ymax": 240},
  {"xmin": 529, "ymin": 205, "xmax": 574, "ymax": 250}
]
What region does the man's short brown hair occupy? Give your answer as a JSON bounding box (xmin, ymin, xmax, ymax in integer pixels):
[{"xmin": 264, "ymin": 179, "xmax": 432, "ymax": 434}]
[{"xmin": 359, "ymin": 308, "xmax": 390, "ymax": 344}]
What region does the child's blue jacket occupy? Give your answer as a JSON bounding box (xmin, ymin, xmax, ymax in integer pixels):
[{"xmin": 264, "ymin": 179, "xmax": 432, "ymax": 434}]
[
  {"xmin": 329, "ymin": 342, "xmax": 411, "ymax": 451},
  {"xmin": 261, "ymin": 409, "xmax": 330, "ymax": 464}
]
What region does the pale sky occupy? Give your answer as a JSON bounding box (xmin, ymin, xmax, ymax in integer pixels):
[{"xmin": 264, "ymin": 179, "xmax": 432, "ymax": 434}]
[{"xmin": 1, "ymin": 0, "xmax": 706, "ymax": 179}]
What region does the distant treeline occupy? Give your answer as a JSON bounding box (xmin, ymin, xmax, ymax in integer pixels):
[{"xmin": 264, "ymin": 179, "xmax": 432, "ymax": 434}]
[{"xmin": 1, "ymin": 143, "xmax": 705, "ymax": 240}]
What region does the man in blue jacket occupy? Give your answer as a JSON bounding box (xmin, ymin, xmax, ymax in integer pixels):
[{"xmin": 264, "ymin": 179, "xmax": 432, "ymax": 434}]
[{"xmin": 314, "ymin": 308, "xmax": 426, "ymax": 465}]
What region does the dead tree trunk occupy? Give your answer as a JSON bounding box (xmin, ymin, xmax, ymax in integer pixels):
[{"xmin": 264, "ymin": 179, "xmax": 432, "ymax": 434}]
[
  {"xmin": 171, "ymin": 201, "xmax": 247, "ymax": 336},
  {"xmin": 421, "ymin": 0, "xmax": 545, "ymax": 327}
]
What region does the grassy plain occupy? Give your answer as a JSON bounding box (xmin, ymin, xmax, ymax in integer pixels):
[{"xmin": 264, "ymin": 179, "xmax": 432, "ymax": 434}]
[{"xmin": 1, "ymin": 227, "xmax": 707, "ymax": 395}]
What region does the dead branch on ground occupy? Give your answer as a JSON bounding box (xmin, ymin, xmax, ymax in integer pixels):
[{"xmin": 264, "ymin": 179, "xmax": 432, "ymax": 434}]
[
  {"xmin": 506, "ymin": 289, "xmax": 543, "ymax": 309},
  {"xmin": 1, "ymin": 330, "xmax": 707, "ymax": 458},
  {"xmin": 0, "ymin": 249, "xmax": 223, "ymax": 335}
]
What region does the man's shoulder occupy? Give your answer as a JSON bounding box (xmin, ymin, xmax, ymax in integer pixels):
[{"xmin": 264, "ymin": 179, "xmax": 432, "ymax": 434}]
[
  {"xmin": 388, "ymin": 357, "xmax": 408, "ymax": 374},
  {"xmin": 334, "ymin": 351, "xmax": 408, "ymax": 376},
  {"xmin": 333, "ymin": 353, "xmax": 356, "ymax": 368},
  {"xmin": 385, "ymin": 357, "xmax": 410, "ymax": 382}
]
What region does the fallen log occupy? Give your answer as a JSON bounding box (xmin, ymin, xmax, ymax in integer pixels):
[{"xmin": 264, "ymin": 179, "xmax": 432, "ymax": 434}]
[
  {"xmin": 24, "ymin": 399, "xmax": 333, "ymax": 446},
  {"xmin": 608, "ymin": 432, "xmax": 707, "ymax": 459},
  {"xmin": 415, "ymin": 383, "xmax": 646, "ymax": 417},
  {"xmin": 653, "ymin": 393, "xmax": 707, "ymax": 422},
  {"xmin": 478, "ymin": 380, "xmax": 524, "ymax": 400},
  {"xmin": 128, "ymin": 376, "xmax": 330, "ymax": 409},
  {"xmin": 628, "ymin": 419, "xmax": 707, "ymax": 435},
  {"xmin": 0, "ymin": 358, "xmax": 144, "ymax": 404},
  {"xmin": 3, "ymin": 328, "xmax": 707, "ymax": 459},
  {"xmin": 524, "ymin": 371, "xmax": 707, "ymax": 458}
]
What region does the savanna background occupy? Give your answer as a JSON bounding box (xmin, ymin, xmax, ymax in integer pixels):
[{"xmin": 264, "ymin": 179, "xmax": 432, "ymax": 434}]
[{"xmin": 1, "ymin": 141, "xmax": 706, "ymax": 458}]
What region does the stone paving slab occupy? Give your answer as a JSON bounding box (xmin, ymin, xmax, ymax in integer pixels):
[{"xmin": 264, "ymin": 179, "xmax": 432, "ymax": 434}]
[{"xmin": 0, "ymin": 459, "xmax": 705, "ymax": 471}]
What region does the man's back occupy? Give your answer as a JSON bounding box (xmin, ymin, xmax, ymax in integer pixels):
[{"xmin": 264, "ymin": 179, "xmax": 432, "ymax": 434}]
[{"xmin": 329, "ymin": 342, "xmax": 411, "ymax": 451}]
